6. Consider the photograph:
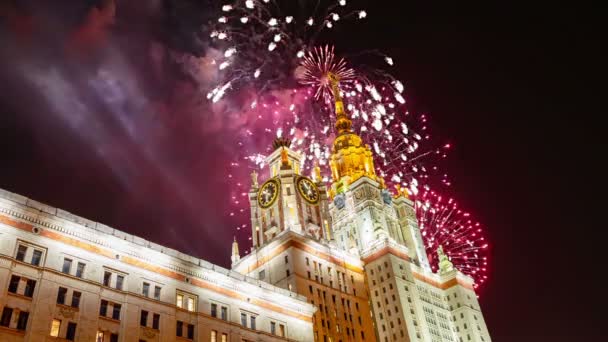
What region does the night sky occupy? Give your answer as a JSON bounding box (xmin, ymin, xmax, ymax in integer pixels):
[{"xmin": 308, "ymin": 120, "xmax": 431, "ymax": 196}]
[{"xmin": 0, "ymin": 1, "xmax": 604, "ymax": 340}]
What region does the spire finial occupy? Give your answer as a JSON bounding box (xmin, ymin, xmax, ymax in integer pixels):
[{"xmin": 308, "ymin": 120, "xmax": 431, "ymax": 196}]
[
  {"xmin": 231, "ymin": 237, "xmax": 240, "ymax": 265},
  {"xmin": 328, "ymin": 73, "xmax": 352, "ymax": 134}
]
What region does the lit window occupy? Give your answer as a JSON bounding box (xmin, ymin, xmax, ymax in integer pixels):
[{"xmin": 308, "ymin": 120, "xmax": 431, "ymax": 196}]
[
  {"xmin": 187, "ymin": 297, "xmax": 195, "ymax": 312},
  {"xmin": 177, "ymin": 294, "xmax": 184, "ymax": 308},
  {"xmin": 211, "ymin": 330, "xmax": 217, "ymax": 342},
  {"xmin": 50, "ymin": 319, "xmax": 62, "ymax": 337},
  {"xmin": 279, "ymin": 324, "xmax": 286, "ymax": 337},
  {"xmin": 96, "ymin": 331, "xmax": 104, "ymax": 342},
  {"xmin": 221, "ymin": 333, "xmax": 228, "ymax": 342}
]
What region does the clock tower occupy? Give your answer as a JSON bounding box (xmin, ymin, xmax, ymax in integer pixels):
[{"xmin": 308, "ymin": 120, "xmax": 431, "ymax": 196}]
[{"xmin": 248, "ymin": 138, "xmax": 332, "ymax": 248}]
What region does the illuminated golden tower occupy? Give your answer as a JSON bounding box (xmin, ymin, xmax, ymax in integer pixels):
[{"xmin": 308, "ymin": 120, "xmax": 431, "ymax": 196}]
[{"xmin": 328, "ymin": 73, "xmax": 384, "ymax": 195}]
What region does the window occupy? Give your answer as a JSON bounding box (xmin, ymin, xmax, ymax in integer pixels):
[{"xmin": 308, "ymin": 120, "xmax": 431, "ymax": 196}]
[
  {"xmin": 71, "ymin": 291, "xmax": 81, "ymax": 308},
  {"xmin": 221, "ymin": 333, "xmax": 228, "ymax": 342},
  {"xmin": 8, "ymin": 275, "xmax": 19, "ymax": 293},
  {"xmin": 211, "ymin": 330, "xmax": 217, "ymax": 342},
  {"xmin": 154, "ymin": 286, "xmax": 161, "ymax": 300},
  {"xmin": 279, "ymin": 324, "xmax": 286, "ymax": 337},
  {"xmin": 100, "ymin": 300, "xmax": 108, "ymax": 316},
  {"xmin": 16, "ymin": 245, "xmax": 27, "ymax": 261},
  {"xmin": 153, "ymin": 313, "xmax": 160, "ymax": 329},
  {"xmin": 241, "ymin": 313, "xmax": 247, "ymax": 326},
  {"xmin": 220, "ymin": 306, "xmax": 227, "ymax": 320},
  {"xmin": 116, "ymin": 275, "xmax": 124, "ymax": 290},
  {"xmin": 110, "ymin": 334, "xmax": 118, "ymax": 342},
  {"xmin": 140, "ymin": 310, "xmax": 148, "ymax": 327},
  {"xmin": 24, "ymin": 279, "xmax": 36, "ymax": 297},
  {"xmin": 32, "ymin": 250, "xmax": 43, "ymax": 266},
  {"xmin": 96, "ymin": 331, "xmax": 104, "ymax": 342},
  {"xmin": 66, "ymin": 322, "xmax": 77, "ymax": 341},
  {"xmin": 57, "ymin": 287, "xmax": 67, "ymax": 304},
  {"xmin": 250, "ymin": 316, "xmax": 256, "ymax": 330},
  {"xmin": 50, "ymin": 319, "xmax": 61, "ymax": 337},
  {"xmin": 258, "ymin": 270, "xmax": 265, "ymax": 280},
  {"xmin": 75, "ymin": 262, "xmax": 85, "ymax": 278},
  {"xmin": 187, "ymin": 324, "xmax": 194, "ymax": 339},
  {"xmin": 187, "ymin": 297, "xmax": 195, "ymax": 311},
  {"xmin": 16, "ymin": 311, "xmax": 29, "ymax": 330},
  {"xmin": 284, "ymin": 255, "xmax": 289, "ymax": 264},
  {"xmin": 62, "ymin": 258, "xmax": 72, "ymax": 274},
  {"xmin": 177, "ymin": 292, "xmax": 197, "ymax": 312},
  {"xmin": 112, "ymin": 304, "xmax": 121, "ymax": 320},
  {"xmin": 270, "ymin": 321, "xmax": 276, "ymax": 335},
  {"xmin": 211, "ymin": 303, "xmax": 217, "ymax": 318},
  {"xmin": 177, "ymin": 320, "xmax": 183, "ymax": 337},
  {"xmin": 286, "ymin": 269, "xmax": 290, "ymax": 277},
  {"xmin": 143, "ymin": 282, "xmax": 150, "ymax": 297},
  {"xmin": 0, "ymin": 307, "xmax": 12, "ymax": 327},
  {"xmin": 103, "ymin": 272, "xmax": 111, "ymax": 286}
]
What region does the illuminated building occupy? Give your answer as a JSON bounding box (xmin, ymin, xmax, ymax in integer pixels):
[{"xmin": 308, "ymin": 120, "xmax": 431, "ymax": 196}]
[
  {"xmin": 0, "ymin": 188, "xmax": 314, "ymax": 341},
  {"xmin": 232, "ymin": 78, "xmax": 492, "ymax": 342}
]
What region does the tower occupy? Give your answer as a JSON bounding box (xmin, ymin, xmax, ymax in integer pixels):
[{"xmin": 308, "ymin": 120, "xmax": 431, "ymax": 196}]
[{"xmin": 233, "ymin": 74, "xmax": 492, "ymax": 342}]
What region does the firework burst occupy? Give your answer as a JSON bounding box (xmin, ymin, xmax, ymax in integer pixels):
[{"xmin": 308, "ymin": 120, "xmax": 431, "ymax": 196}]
[
  {"xmin": 415, "ymin": 189, "xmax": 489, "ymax": 289},
  {"xmin": 298, "ymin": 45, "xmax": 355, "ymax": 101}
]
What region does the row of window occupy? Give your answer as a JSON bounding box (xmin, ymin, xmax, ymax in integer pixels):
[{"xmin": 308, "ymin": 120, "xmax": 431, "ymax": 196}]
[{"xmin": 0, "ymin": 306, "xmax": 29, "ymax": 331}]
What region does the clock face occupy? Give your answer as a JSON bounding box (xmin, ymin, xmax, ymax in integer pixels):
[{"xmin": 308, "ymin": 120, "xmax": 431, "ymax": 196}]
[
  {"xmin": 258, "ymin": 179, "xmax": 279, "ymax": 209},
  {"xmin": 297, "ymin": 176, "xmax": 320, "ymax": 205}
]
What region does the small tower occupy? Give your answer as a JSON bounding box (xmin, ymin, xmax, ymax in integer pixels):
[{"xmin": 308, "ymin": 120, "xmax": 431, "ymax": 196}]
[
  {"xmin": 231, "ymin": 237, "xmax": 240, "ymax": 266},
  {"xmin": 437, "ymin": 245, "xmax": 455, "ymax": 274}
]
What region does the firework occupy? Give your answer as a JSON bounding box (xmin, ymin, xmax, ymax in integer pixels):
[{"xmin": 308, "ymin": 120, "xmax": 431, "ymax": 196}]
[
  {"xmin": 208, "ymin": 1, "xmax": 452, "ymax": 255},
  {"xmin": 415, "ymin": 189, "xmax": 489, "ymax": 289}
]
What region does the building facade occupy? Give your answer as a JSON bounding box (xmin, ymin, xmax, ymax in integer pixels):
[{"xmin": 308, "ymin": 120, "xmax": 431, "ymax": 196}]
[
  {"xmin": 0, "ymin": 188, "xmax": 315, "ymax": 341},
  {"xmin": 232, "ymin": 83, "xmax": 492, "ymax": 342}
]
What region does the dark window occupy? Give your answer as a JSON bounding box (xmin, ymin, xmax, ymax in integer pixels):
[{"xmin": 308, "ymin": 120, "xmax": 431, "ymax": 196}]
[
  {"xmin": 176, "ymin": 320, "xmax": 183, "ymax": 337},
  {"xmin": 62, "ymin": 258, "xmax": 72, "ymax": 274},
  {"xmin": 16, "ymin": 245, "xmax": 27, "ymax": 261},
  {"xmin": 75, "ymin": 262, "xmax": 85, "ymax": 278},
  {"xmin": 271, "ymin": 321, "xmax": 276, "ymax": 335},
  {"xmin": 0, "ymin": 307, "xmax": 13, "ymax": 327},
  {"xmin": 110, "ymin": 334, "xmax": 119, "ymax": 342},
  {"xmin": 66, "ymin": 322, "xmax": 77, "ymax": 341},
  {"xmin": 286, "ymin": 269, "xmax": 290, "ymax": 277},
  {"xmin": 152, "ymin": 313, "xmax": 160, "ymax": 329},
  {"xmin": 31, "ymin": 250, "xmax": 42, "ymax": 266},
  {"xmin": 24, "ymin": 279, "xmax": 36, "ymax": 297},
  {"xmin": 71, "ymin": 291, "xmax": 81, "ymax": 308},
  {"xmin": 241, "ymin": 313, "xmax": 246, "ymax": 326},
  {"xmin": 220, "ymin": 306, "xmax": 227, "ymax": 320},
  {"xmin": 16, "ymin": 311, "xmax": 28, "ymax": 330},
  {"xmin": 100, "ymin": 300, "xmax": 108, "ymax": 316},
  {"xmin": 284, "ymin": 255, "xmax": 289, "ymax": 264},
  {"xmin": 140, "ymin": 310, "xmax": 148, "ymax": 327},
  {"xmin": 251, "ymin": 316, "xmax": 256, "ymax": 330},
  {"xmin": 154, "ymin": 286, "xmax": 161, "ymax": 300},
  {"xmin": 8, "ymin": 275, "xmax": 20, "ymax": 293},
  {"xmin": 142, "ymin": 282, "xmax": 150, "ymax": 297},
  {"xmin": 210, "ymin": 303, "xmax": 217, "ymax": 317},
  {"xmin": 115, "ymin": 275, "xmax": 124, "ymax": 290},
  {"xmin": 187, "ymin": 324, "xmax": 194, "ymax": 339},
  {"xmin": 103, "ymin": 271, "xmax": 111, "ymax": 286},
  {"xmin": 112, "ymin": 304, "xmax": 121, "ymax": 320},
  {"xmin": 57, "ymin": 287, "xmax": 67, "ymax": 305}
]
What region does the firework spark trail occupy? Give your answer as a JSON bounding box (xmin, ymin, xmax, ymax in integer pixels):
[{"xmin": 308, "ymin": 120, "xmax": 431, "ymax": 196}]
[
  {"xmin": 415, "ymin": 189, "xmax": 489, "ymax": 288},
  {"xmin": 205, "ymin": 1, "xmax": 487, "ymax": 286}
]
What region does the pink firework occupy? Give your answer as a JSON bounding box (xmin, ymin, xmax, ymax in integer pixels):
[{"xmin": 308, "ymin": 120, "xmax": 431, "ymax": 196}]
[
  {"xmin": 415, "ymin": 190, "xmax": 489, "ymax": 289},
  {"xmin": 298, "ymin": 45, "xmax": 355, "ymax": 101}
]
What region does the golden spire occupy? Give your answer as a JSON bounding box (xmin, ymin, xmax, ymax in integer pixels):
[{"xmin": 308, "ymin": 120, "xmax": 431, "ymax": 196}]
[{"xmin": 328, "ymin": 73, "xmax": 383, "ymax": 196}]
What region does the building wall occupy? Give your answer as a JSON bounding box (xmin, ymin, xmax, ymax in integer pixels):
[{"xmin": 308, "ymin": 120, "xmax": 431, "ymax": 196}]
[
  {"xmin": 0, "ymin": 189, "xmax": 314, "ymax": 342},
  {"xmin": 234, "ymin": 231, "xmax": 377, "ymax": 342}
]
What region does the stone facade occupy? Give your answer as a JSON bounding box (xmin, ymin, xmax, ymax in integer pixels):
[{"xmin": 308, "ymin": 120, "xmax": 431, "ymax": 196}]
[
  {"xmin": 235, "ymin": 139, "xmax": 492, "ymax": 342},
  {"xmin": 0, "ymin": 188, "xmax": 315, "ymax": 342}
]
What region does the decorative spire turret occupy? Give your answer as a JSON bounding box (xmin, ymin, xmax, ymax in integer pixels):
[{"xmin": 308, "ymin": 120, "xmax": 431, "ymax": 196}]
[
  {"xmin": 231, "ymin": 237, "xmax": 240, "ymax": 265},
  {"xmin": 437, "ymin": 245, "xmax": 455, "ymax": 275},
  {"xmin": 328, "ymin": 74, "xmax": 383, "ymax": 195}
]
